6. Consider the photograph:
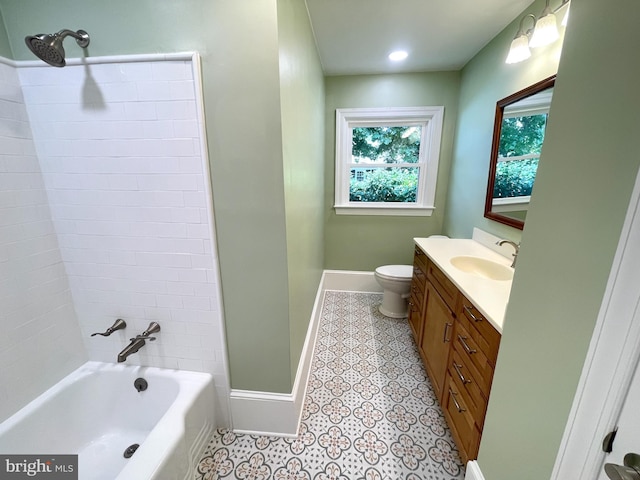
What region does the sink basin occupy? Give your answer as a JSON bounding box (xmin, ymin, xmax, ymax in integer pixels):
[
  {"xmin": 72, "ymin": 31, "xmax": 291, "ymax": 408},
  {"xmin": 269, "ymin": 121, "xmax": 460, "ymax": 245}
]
[{"xmin": 450, "ymin": 256, "xmax": 514, "ymax": 281}]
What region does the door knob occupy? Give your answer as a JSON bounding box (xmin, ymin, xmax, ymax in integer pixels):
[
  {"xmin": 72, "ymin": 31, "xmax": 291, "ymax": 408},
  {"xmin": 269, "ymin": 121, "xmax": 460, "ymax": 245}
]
[{"xmin": 605, "ymin": 453, "xmax": 640, "ymax": 480}]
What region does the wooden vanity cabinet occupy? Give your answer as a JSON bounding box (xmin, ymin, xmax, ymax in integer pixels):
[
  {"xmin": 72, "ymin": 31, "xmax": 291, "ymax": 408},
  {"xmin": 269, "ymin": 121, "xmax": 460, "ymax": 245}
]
[
  {"xmin": 410, "ymin": 245, "xmax": 502, "ymax": 463},
  {"xmin": 420, "ymin": 262, "xmax": 460, "ymax": 403},
  {"xmin": 443, "ymin": 295, "xmax": 501, "ymax": 463},
  {"xmin": 408, "ymin": 247, "xmax": 428, "ymax": 342}
]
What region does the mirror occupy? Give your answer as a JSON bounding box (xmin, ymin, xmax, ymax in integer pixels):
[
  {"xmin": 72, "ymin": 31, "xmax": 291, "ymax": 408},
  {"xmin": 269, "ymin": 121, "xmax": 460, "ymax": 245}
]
[{"xmin": 484, "ymin": 75, "xmax": 556, "ymax": 229}]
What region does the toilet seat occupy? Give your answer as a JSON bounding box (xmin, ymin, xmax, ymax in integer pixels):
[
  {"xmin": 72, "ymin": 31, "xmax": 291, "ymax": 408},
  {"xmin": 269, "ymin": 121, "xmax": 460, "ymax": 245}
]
[{"xmin": 375, "ymin": 264, "xmax": 413, "ymax": 281}]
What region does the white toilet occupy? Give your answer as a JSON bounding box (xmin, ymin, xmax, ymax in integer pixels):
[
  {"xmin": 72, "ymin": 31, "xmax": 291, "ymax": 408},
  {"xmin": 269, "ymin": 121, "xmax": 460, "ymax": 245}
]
[{"xmin": 374, "ymin": 264, "xmax": 414, "ymax": 318}]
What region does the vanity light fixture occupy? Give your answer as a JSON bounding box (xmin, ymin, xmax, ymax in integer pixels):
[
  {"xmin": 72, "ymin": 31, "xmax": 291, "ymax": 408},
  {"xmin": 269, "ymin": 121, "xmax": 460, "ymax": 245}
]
[
  {"xmin": 505, "ymin": 0, "xmax": 570, "ymax": 64},
  {"xmin": 529, "ymin": 0, "xmax": 559, "ymax": 48},
  {"xmin": 388, "ymin": 50, "xmax": 408, "ymax": 61},
  {"xmin": 505, "ymin": 14, "xmax": 535, "ymax": 64}
]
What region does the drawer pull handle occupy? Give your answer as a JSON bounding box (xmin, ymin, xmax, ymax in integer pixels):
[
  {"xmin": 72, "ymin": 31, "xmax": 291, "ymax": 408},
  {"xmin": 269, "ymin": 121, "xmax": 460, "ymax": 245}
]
[
  {"xmin": 453, "ymin": 362, "xmax": 471, "ymax": 384},
  {"xmin": 449, "ymin": 388, "xmax": 466, "ymax": 413},
  {"xmin": 464, "ymin": 305, "xmax": 483, "ymax": 322},
  {"xmin": 443, "ymin": 322, "xmax": 452, "ymax": 343},
  {"xmin": 458, "ymin": 335, "xmax": 477, "ymax": 354}
]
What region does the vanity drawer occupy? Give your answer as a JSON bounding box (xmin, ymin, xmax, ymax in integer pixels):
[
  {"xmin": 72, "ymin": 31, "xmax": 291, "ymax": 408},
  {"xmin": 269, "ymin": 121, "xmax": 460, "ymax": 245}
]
[
  {"xmin": 460, "ymin": 297, "xmax": 501, "ymax": 363},
  {"xmin": 410, "ymin": 281, "xmax": 425, "ymax": 310},
  {"xmin": 449, "ymin": 350, "xmax": 488, "ymax": 427},
  {"xmin": 443, "ymin": 376, "xmax": 480, "ymax": 462},
  {"xmin": 453, "ymin": 321, "xmax": 495, "ymax": 396},
  {"xmin": 414, "ymin": 246, "xmax": 429, "ymax": 273},
  {"xmin": 426, "ymin": 261, "xmax": 459, "ymax": 312},
  {"xmin": 412, "ymin": 266, "xmax": 426, "ymax": 292},
  {"xmin": 412, "ymin": 248, "xmax": 427, "ymax": 290}
]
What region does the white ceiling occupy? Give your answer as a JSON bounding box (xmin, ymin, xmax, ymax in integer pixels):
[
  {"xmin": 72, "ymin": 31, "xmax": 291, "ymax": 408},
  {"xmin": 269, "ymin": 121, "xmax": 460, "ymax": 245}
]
[{"xmin": 305, "ymin": 0, "xmax": 535, "ymax": 75}]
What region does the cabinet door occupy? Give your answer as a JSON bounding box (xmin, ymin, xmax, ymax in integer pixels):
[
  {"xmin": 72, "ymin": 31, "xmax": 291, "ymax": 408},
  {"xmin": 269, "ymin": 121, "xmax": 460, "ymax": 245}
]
[{"xmin": 420, "ymin": 282, "xmax": 454, "ymax": 401}]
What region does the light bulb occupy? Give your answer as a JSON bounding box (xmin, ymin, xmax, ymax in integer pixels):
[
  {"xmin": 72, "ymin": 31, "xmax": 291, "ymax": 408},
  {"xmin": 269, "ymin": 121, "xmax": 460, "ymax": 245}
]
[
  {"xmin": 388, "ymin": 50, "xmax": 408, "ymax": 61},
  {"xmin": 530, "ymin": 11, "xmax": 559, "ymax": 47},
  {"xmin": 505, "ymin": 34, "xmax": 531, "ymax": 64}
]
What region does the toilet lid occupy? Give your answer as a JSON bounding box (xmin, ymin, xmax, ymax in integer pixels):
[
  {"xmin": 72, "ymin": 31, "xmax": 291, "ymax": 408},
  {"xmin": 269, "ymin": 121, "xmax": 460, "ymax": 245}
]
[{"xmin": 375, "ymin": 264, "xmax": 413, "ymax": 279}]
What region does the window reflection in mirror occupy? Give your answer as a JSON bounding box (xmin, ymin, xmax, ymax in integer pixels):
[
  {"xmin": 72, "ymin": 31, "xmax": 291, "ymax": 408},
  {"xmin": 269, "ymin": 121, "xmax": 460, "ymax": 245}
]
[{"xmin": 485, "ymin": 76, "xmax": 556, "ymax": 229}]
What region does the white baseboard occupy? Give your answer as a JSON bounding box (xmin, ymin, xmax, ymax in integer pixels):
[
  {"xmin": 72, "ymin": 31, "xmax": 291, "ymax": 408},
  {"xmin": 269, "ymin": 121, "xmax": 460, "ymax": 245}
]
[
  {"xmin": 322, "ymin": 269, "xmax": 381, "ymax": 292},
  {"xmin": 229, "ymin": 270, "xmax": 382, "ymax": 436},
  {"xmin": 229, "ymin": 389, "xmax": 299, "ymax": 437},
  {"xmin": 229, "ymin": 270, "xmax": 329, "ymax": 436},
  {"xmin": 465, "ymin": 461, "xmax": 486, "ymax": 480}
]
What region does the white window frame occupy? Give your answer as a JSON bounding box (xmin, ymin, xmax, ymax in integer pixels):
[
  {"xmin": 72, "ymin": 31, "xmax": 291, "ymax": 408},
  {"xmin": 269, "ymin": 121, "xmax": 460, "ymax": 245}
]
[{"xmin": 334, "ymin": 106, "xmax": 444, "ymax": 216}]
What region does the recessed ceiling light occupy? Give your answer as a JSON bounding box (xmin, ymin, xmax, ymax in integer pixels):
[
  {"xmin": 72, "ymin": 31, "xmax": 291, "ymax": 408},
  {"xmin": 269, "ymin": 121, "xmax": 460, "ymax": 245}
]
[{"xmin": 388, "ymin": 50, "xmax": 408, "ymax": 61}]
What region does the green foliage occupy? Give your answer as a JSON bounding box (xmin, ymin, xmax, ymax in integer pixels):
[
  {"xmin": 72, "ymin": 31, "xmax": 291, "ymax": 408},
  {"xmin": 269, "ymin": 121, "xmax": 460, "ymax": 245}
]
[
  {"xmin": 352, "ymin": 126, "xmax": 421, "ymax": 164},
  {"xmin": 348, "ymin": 126, "xmax": 420, "ymax": 203},
  {"xmin": 498, "ymin": 114, "xmax": 547, "ymax": 157},
  {"xmin": 350, "ymin": 168, "xmax": 417, "ymax": 203},
  {"xmin": 494, "ymin": 112, "xmax": 546, "ymax": 198},
  {"xmin": 493, "ymin": 158, "xmax": 538, "ymax": 198}
]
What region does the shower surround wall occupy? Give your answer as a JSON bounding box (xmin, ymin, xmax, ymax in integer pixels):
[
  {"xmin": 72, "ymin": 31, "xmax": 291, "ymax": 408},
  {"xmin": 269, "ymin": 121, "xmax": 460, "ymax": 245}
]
[
  {"xmin": 14, "ymin": 55, "xmax": 229, "ymax": 423},
  {"xmin": 0, "ymin": 60, "xmax": 86, "ymax": 422}
]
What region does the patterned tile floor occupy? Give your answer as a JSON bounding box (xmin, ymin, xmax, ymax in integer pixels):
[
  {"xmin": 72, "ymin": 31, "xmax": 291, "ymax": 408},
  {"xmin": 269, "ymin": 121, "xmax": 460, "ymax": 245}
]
[{"xmin": 195, "ymin": 291, "xmax": 465, "ymax": 480}]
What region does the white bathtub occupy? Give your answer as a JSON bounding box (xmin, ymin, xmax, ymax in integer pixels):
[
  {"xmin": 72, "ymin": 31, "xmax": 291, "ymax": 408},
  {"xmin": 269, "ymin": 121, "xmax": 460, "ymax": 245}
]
[{"xmin": 0, "ymin": 361, "xmax": 215, "ymax": 480}]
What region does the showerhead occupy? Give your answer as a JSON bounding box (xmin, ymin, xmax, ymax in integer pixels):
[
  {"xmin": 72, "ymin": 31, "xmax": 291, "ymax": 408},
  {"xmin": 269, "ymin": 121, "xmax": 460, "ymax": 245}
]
[{"xmin": 25, "ymin": 29, "xmax": 90, "ymax": 67}]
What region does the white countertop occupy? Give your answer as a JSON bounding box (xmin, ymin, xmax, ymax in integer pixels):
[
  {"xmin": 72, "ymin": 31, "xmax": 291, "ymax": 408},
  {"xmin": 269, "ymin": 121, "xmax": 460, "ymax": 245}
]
[{"xmin": 413, "ymin": 237, "xmax": 513, "ymax": 333}]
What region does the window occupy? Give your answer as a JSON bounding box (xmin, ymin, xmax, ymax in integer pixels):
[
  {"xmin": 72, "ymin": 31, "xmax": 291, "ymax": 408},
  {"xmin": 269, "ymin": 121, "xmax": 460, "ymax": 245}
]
[{"xmin": 334, "ymin": 107, "xmax": 444, "ymax": 216}]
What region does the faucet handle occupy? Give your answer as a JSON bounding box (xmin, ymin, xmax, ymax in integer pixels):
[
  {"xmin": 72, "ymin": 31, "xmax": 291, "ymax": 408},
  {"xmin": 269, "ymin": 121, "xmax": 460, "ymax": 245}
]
[
  {"xmin": 91, "ymin": 318, "xmax": 126, "ymax": 337},
  {"xmin": 132, "ymin": 322, "xmax": 161, "ymax": 341},
  {"xmin": 143, "ymin": 322, "xmax": 161, "ymax": 336}
]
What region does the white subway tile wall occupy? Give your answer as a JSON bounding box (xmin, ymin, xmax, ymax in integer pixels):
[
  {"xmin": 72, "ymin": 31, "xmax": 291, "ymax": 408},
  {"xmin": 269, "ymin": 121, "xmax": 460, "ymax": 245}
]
[
  {"xmin": 0, "ymin": 62, "xmax": 86, "ymax": 422},
  {"xmin": 18, "ymin": 59, "xmax": 229, "ymax": 424}
]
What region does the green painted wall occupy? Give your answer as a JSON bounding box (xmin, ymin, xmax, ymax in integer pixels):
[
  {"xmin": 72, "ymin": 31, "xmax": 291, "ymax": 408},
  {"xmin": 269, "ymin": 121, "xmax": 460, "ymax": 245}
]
[
  {"xmin": 0, "ymin": 0, "xmax": 213, "ymax": 59},
  {"xmin": 465, "ymin": 0, "xmax": 640, "ymax": 478},
  {"xmin": 0, "ymin": 0, "xmax": 324, "ymax": 394},
  {"xmin": 277, "ymin": 0, "xmax": 325, "ymax": 382},
  {"xmin": 324, "ymin": 72, "xmax": 460, "ymax": 270},
  {"xmin": 0, "ymin": 8, "xmax": 10, "ymax": 58},
  {"xmin": 443, "ymin": 0, "xmax": 564, "ymax": 242},
  {"xmin": 207, "ymin": 0, "xmax": 291, "ymax": 393}
]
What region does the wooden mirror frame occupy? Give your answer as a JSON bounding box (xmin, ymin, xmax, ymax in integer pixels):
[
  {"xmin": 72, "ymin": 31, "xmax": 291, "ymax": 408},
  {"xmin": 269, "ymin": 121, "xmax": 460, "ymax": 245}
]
[{"xmin": 484, "ymin": 75, "xmax": 556, "ymax": 230}]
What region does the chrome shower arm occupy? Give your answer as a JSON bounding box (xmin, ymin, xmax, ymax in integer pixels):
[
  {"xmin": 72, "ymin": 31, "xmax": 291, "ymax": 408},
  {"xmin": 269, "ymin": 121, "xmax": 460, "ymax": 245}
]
[{"xmin": 56, "ymin": 29, "xmax": 90, "ymax": 48}]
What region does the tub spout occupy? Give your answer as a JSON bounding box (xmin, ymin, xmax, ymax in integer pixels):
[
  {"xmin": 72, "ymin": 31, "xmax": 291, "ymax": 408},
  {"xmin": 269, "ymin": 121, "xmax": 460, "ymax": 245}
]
[
  {"xmin": 117, "ymin": 337, "xmax": 146, "ymax": 363},
  {"xmin": 117, "ymin": 322, "xmax": 161, "ymax": 363}
]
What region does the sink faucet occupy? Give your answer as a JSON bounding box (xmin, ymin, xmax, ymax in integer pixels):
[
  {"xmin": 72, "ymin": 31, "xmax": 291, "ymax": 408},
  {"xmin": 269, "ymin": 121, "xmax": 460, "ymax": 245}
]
[
  {"xmin": 117, "ymin": 322, "xmax": 161, "ymax": 363},
  {"xmin": 497, "ymin": 239, "xmax": 520, "ymax": 268}
]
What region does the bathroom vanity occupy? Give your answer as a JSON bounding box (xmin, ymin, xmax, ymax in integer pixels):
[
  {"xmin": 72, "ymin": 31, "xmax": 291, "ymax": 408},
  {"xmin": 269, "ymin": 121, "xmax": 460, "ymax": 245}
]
[{"xmin": 409, "ymin": 237, "xmax": 512, "ymax": 463}]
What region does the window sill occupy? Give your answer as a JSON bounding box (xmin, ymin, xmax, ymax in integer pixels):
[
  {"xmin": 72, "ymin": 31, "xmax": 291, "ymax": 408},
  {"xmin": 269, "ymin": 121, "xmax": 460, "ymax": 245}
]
[
  {"xmin": 492, "ymin": 196, "xmax": 531, "ymax": 213},
  {"xmin": 334, "ymin": 205, "xmax": 434, "ymax": 217}
]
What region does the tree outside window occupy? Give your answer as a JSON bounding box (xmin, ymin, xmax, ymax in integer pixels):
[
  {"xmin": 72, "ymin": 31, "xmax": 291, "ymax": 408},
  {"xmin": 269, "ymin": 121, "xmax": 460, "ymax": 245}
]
[
  {"xmin": 349, "ymin": 126, "xmax": 421, "ymax": 203},
  {"xmin": 494, "ymin": 112, "xmax": 548, "ymax": 199}
]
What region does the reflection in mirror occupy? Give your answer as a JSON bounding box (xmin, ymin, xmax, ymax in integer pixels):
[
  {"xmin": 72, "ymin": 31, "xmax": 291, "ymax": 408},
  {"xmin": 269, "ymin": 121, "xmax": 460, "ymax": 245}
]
[{"xmin": 485, "ymin": 75, "xmax": 555, "ymax": 229}]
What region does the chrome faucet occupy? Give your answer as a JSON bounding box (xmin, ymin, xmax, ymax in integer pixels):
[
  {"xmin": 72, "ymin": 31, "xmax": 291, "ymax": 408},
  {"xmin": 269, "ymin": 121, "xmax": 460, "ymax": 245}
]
[
  {"xmin": 117, "ymin": 322, "xmax": 161, "ymax": 363},
  {"xmin": 497, "ymin": 239, "xmax": 520, "ymax": 268}
]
